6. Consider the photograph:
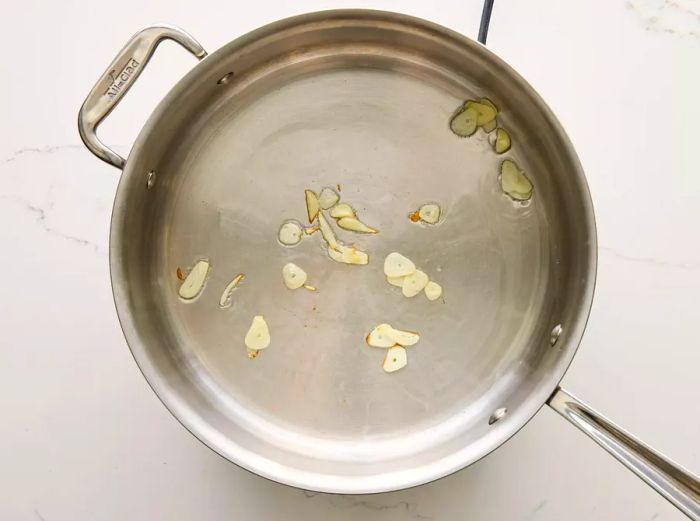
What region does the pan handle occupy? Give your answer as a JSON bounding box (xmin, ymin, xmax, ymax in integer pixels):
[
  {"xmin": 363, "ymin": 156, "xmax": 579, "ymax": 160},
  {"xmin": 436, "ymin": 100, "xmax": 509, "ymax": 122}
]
[
  {"xmin": 77, "ymin": 25, "xmax": 207, "ymax": 170},
  {"xmin": 548, "ymin": 387, "xmax": 700, "ymax": 520}
]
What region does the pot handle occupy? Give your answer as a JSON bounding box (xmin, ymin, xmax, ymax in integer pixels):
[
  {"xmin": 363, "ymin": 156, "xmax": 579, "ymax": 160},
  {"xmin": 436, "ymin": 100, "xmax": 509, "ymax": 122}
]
[
  {"xmin": 77, "ymin": 24, "xmax": 207, "ymax": 170},
  {"xmin": 548, "ymin": 388, "xmax": 700, "ymax": 519}
]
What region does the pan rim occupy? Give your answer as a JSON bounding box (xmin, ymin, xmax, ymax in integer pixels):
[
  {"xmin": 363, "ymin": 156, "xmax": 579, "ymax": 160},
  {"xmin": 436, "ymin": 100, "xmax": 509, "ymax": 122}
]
[{"xmin": 108, "ymin": 8, "xmax": 598, "ymax": 494}]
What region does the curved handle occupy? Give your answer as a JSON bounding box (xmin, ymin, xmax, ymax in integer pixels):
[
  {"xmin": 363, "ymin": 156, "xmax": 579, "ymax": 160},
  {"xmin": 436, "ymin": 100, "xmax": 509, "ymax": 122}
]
[
  {"xmin": 77, "ymin": 24, "xmax": 207, "ymax": 169},
  {"xmin": 548, "ymin": 388, "xmax": 700, "ymax": 520}
]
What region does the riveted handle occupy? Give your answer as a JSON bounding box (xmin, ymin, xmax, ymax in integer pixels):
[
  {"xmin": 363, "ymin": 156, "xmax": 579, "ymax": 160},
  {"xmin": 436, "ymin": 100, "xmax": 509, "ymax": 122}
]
[{"xmin": 77, "ymin": 24, "xmax": 207, "ymax": 169}]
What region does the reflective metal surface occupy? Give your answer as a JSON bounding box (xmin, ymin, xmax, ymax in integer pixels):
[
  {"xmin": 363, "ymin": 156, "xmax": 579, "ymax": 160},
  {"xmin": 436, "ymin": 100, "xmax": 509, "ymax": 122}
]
[
  {"xmin": 78, "ymin": 9, "xmax": 659, "ymax": 497},
  {"xmin": 78, "ymin": 25, "xmax": 207, "ymax": 169},
  {"xmin": 549, "ymin": 389, "xmax": 700, "ymax": 520}
]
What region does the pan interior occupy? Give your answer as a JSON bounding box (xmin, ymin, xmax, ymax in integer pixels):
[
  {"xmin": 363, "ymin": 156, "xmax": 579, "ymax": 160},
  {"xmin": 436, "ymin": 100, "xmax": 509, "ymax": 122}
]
[{"xmin": 113, "ymin": 12, "xmax": 595, "ymax": 492}]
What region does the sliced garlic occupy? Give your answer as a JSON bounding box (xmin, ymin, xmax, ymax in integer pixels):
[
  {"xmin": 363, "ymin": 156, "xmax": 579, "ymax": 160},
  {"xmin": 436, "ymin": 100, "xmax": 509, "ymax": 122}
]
[
  {"xmin": 282, "ymin": 262, "xmax": 308, "ymax": 290},
  {"xmin": 465, "ymin": 100, "xmax": 497, "ymax": 127},
  {"xmin": 219, "ymin": 273, "xmax": 245, "ymax": 308},
  {"xmin": 305, "ymin": 189, "xmax": 320, "ymax": 223},
  {"xmin": 278, "ymin": 220, "xmax": 304, "ymax": 246},
  {"xmin": 383, "ymin": 346, "xmax": 407, "ymax": 373},
  {"xmin": 479, "ymin": 97, "xmax": 499, "ymax": 113},
  {"xmin": 481, "ymin": 119, "xmax": 498, "ymax": 133},
  {"xmin": 318, "ymin": 213, "xmax": 338, "ymax": 249},
  {"xmin": 418, "ymin": 203, "xmax": 441, "ymax": 224},
  {"xmin": 303, "ymin": 284, "xmax": 317, "ymax": 291},
  {"xmin": 366, "ymin": 323, "xmax": 397, "ymax": 348},
  {"xmin": 318, "ymin": 187, "xmax": 340, "ymax": 209},
  {"xmin": 329, "ymin": 203, "xmax": 355, "ymax": 219},
  {"xmin": 402, "ymin": 269, "xmax": 429, "ymax": 298},
  {"xmin": 328, "ymin": 244, "xmax": 369, "ymax": 265},
  {"xmin": 304, "ymin": 225, "xmax": 320, "ymax": 235},
  {"xmin": 450, "ymin": 106, "xmax": 478, "ymax": 137},
  {"xmin": 246, "ymin": 348, "xmax": 260, "ymax": 359},
  {"xmin": 367, "ymin": 323, "xmax": 420, "ymax": 348},
  {"xmin": 384, "ymin": 252, "xmax": 416, "ymax": 278},
  {"xmin": 388, "ymin": 327, "xmax": 420, "ymax": 347},
  {"xmin": 424, "ymin": 281, "xmax": 443, "ymax": 301},
  {"xmin": 494, "ymin": 128, "xmax": 511, "ymax": 154},
  {"xmin": 386, "ymin": 275, "xmax": 405, "ymax": 287},
  {"xmin": 244, "ymin": 315, "xmax": 270, "ymax": 351},
  {"xmin": 500, "ymin": 159, "xmax": 533, "ymax": 201},
  {"xmin": 336, "ymin": 216, "xmax": 378, "ymax": 234},
  {"xmin": 178, "ymin": 259, "xmax": 210, "ymax": 300}
]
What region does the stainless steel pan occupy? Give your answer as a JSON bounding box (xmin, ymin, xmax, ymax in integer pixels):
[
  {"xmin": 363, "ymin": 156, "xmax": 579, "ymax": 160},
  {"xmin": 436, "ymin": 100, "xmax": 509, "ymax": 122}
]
[{"xmin": 78, "ymin": 10, "xmax": 700, "ymax": 518}]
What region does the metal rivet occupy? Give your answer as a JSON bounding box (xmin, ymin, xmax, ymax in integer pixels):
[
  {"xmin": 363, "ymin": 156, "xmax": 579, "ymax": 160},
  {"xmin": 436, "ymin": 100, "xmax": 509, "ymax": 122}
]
[
  {"xmin": 217, "ymin": 72, "xmax": 234, "ymax": 85},
  {"xmin": 489, "ymin": 407, "xmax": 507, "ymax": 425},
  {"xmin": 550, "ymin": 324, "xmax": 563, "ymax": 346},
  {"xmin": 146, "ymin": 170, "xmax": 156, "ymax": 190}
]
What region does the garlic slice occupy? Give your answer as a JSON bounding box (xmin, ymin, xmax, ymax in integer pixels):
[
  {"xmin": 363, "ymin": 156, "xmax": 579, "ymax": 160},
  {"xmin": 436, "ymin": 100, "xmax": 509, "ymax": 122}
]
[
  {"xmin": 329, "ymin": 203, "xmax": 355, "ymax": 219},
  {"xmin": 366, "ymin": 323, "xmax": 397, "ymax": 348},
  {"xmin": 494, "ymin": 128, "xmax": 511, "ymax": 154},
  {"xmin": 278, "ymin": 220, "xmax": 304, "ymax": 246},
  {"xmin": 424, "ymin": 281, "xmax": 443, "ymax": 301},
  {"xmin": 244, "ymin": 315, "xmax": 270, "ymax": 351},
  {"xmin": 282, "ymin": 262, "xmax": 307, "ymax": 290},
  {"xmin": 500, "ymin": 159, "xmax": 533, "ymax": 201},
  {"xmin": 383, "ymin": 346, "xmax": 407, "ymax": 373},
  {"xmin": 386, "ymin": 275, "xmax": 405, "ymax": 287},
  {"xmin": 402, "ymin": 269, "xmax": 429, "ymax": 298},
  {"xmin": 318, "ymin": 187, "xmax": 340, "ymax": 209},
  {"xmin": 219, "ymin": 273, "xmax": 245, "ymax": 308},
  {"xmin": 466, "ymin": 100, "xmax": 498, "ymax": 127},
  {"xmin": 450, "ymin": 106, "xmax": 478, "ymax": 137},
  {"xmin": 367, "ymin": 323, "xmax": 421, "ymax": 348},
  {"xmin": 481, "ymin": 119, "xmax": 498, "ymax": 133},
  {"xmin": 479, "ymin": 97, "xmax": 499, "ymax": 113},
  {"xmin": 418, "ymin": 203, "xmax": 441, "ymax": 224},
  {"xmin": 328, "ymin": 244, "xmax": 369, "ymax": 265},
  {"xmin": 178, "ymin": 259, "xmax": 210, "ymax": 300},
  {"xmin": 318, "ymin": 213, "xmax": 338, "ymax": 249},
  {"xmin": 246, "ymin": 348, "xmax": 260, "ymax": 359},
  {"xmin": 384, "ymin": 252, "xmax": 416, "ymax": 278},
  {"xmin": 305, "ymin": 189, "xmax": 320, "ymax": 223},
  {"xmin": 336, "ymin": 216, "xmax": 378, "ymax": 234}
]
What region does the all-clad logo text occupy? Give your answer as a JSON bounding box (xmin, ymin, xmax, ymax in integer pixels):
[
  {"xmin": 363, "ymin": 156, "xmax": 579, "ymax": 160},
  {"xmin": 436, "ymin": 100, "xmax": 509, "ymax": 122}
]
[{"xmin": 103, "ymin": 58, "xmax": 140, "ymax": 101}]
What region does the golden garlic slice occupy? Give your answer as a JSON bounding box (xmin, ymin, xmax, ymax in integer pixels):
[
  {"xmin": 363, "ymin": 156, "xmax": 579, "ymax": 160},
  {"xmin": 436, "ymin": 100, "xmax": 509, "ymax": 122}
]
[
  {"xmin": 219, "ymin": 273, "xmax": 245, "ymax": 308},
  {"xmin": 318, "ymin": 187, "xmax": 340, "ymax": 210},
  {"xmin": 402, "ymin": 269, "xmax": 429, "ymax": 298},
  {"xmin": 366, "ymin": 323, "xmax": 397, "ymax": 348},
  {"xmin": 336, "ymin": 216, "xmax": 378, "ymax": 234},
  {"xmin": 178, "ymin": 259, "xmax": 210, "ymax": 300},
  {"xmin": 329, "ymin": 203, "xmax": 355, "ymax": 219},
  {"xmin": 305, "ymin": 189, "xmax": 320, "ymax": 223},
  {"xmin": 328, "ymin": 244, "xmax": 369, "ymax": 265},
  {"xmin": 244, "ymin": 315, "xmax": 270, "ymax": 351},
  {"xmin": 282, "ymin": 262, "xmax": 307, "ymax": 290},
  {"xmin": 383, "ymin": 346, "xmax": 407, "ymax": 373},
  {"xmin": 278, "ymin": 220, "xmax": 304, "ymax": 245},
  {"xmin": 424, "ymin": 281, "xmax": 443, "ymax": 301}
]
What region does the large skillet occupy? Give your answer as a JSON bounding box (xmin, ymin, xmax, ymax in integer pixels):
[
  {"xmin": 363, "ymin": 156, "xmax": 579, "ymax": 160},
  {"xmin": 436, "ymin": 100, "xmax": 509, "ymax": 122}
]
[{"xmin": 78, "ymin": 10, "xmax": 700, "ymax": 517}]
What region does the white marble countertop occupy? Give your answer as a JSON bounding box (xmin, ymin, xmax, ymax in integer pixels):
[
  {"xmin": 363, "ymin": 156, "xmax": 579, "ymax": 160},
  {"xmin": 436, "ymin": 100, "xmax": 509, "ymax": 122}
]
[{"xmin": 2, "ymin": 1, "xmax": 699, "ymax": 519}]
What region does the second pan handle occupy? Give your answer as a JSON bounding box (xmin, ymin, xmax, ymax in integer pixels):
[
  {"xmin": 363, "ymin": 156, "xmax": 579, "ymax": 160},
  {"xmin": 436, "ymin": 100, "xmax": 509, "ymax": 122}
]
[{"xmin": 548, "ymin": 388, "xmax": 700, "ymax": 520}]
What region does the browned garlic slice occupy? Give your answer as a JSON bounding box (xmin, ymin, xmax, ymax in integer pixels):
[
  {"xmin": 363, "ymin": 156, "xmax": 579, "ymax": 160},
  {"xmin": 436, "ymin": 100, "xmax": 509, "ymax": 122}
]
[
  {"xmin": 386, "ymin": 275, "xmax": 405, "ymax": 287},
  {"xmin": 244, "ymin": 315, "xmax": 270, "ymax": 351},
  {"xmin": 305, "ymin": 189, "xmax": 320, "ymax": 223},
  {"xmin": 318, "ymin": 213, "xmax": 338, "ymax": 249},
  {"xmin": 384, "ymin": 252, "xmax": 416, "ymax": 278},
  {"xmin": 318, "ymin": 187, "xmax": 340, "ymax": 210},
  {"xmin": 219, "ymin": 273, "xmax": 245, "ymax": 308},
  {"xmin": 367, "ymin": 323, "xmax": 420, "ymax": 347},
  {"xmin": 418, "ymin": 203, "xmax": 441, "ymax": 224},
  {"xmin": 424, "ymin": 281, "xmax": 443, "ymax": 301},
  {"xmin": 366, "ymin": 323, "xmax": 397, "ymax": 348},
  {"xmin": 383, "ymin": 346, "xmax": 407, "ymax": 373},
  {"xmin": 402, "ymin": 269, "xmax": 429, "ymax": 298},
  {"xmin": 278, "ymin": 220, "xmax": 304, "ymax": 246},
  {"xmin": 329, "ymin": 203, "xmax": 355, "ymax": 219},
  {"xmin": 282, "ymin": 262, "xmax": 307, "ymax": 290},
  {"xmin": 246, "ymin": 348, "xmax": 260, "ymax": 359},
  {"xmin": 304, "ymin": 225, "xmax": 320, "ymax": 235},
  {"xmin": 178, "ymin": 259, "xmax": 210, "ymax": 300},
  {"xmin": 328, "ymin": 244, "xmax": 369, "ymax": 265},
  {"xmin": 336, "ymin": 216, "xmax": 378, "ymax": 234}
]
